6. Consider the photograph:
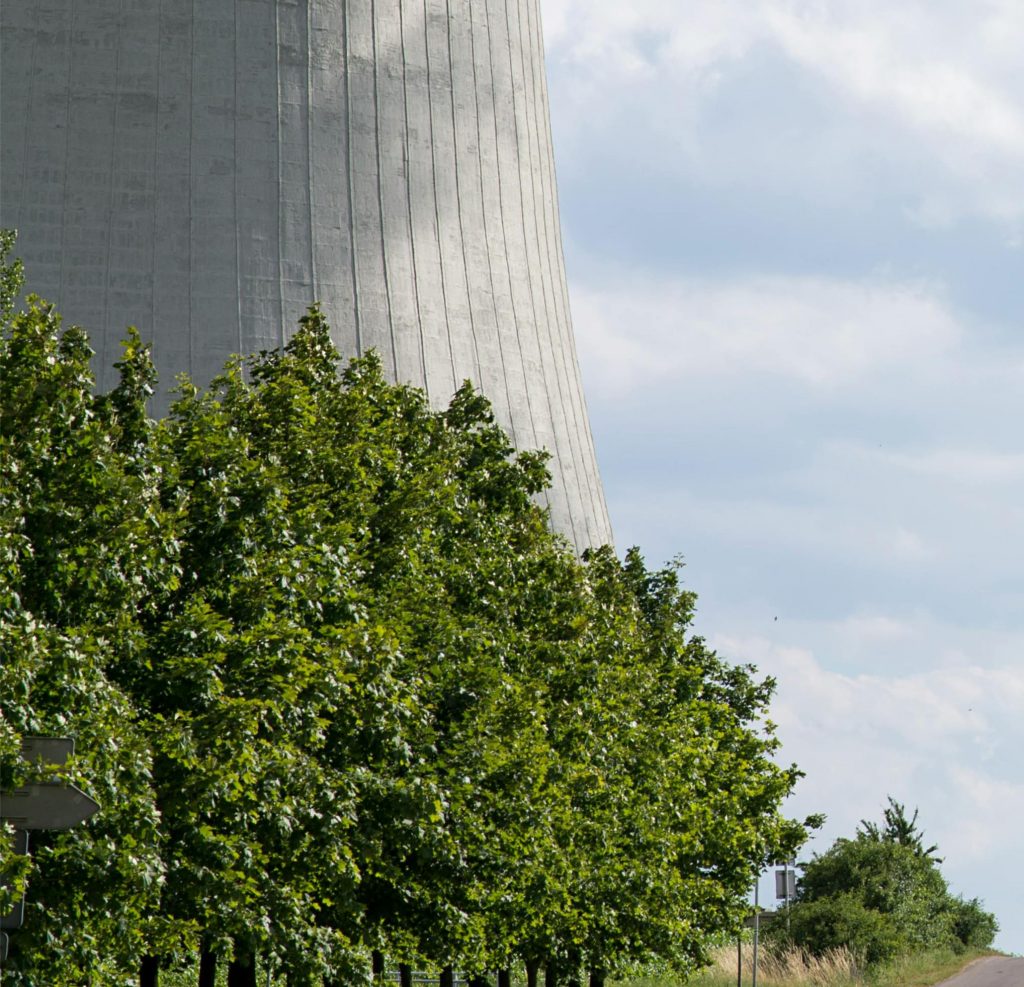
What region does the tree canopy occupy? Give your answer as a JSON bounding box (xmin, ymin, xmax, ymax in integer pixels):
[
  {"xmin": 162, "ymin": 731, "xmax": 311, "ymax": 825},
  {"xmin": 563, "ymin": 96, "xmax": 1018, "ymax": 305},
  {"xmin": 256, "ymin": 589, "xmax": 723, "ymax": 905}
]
[
  {"xmin": 779, "ymin": 799, "xmax": 997, "ymax": 965},
  {"xmin": 0, "ymin": 233, "xmax": 808, "ymax": 986}
]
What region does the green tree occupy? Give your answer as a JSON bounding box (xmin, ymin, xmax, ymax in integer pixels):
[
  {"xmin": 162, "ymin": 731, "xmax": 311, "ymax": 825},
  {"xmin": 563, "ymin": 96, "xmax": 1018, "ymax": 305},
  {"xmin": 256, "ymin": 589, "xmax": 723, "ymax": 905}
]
[
  {"xmin": 786, "ymin": 893, "xmax": 901, "ymax": 965},
  {"xmin": 0, "ymin": 239, "xmax": 170, "ymax": 983},
  {"xmin": 858, "ymin": 797, "xmax": 940, "ymax": 862},
  {"xmin": 796, "ymin": 837, "xmax": 950, "ymax": 953},
  {"xmin": 948, "ymin": 897, "xmax": 999, "ymax": 952},
  {"xmin": 782, "ymin": 800, "xmax": 997, "ymax": 965},
  {"xmin": 2, "ymin": 235, "xmax": 815, "ymax": 985},
  {"xmin": 530, "ymin": 549, "xmax": 805, "ymax": 983}
]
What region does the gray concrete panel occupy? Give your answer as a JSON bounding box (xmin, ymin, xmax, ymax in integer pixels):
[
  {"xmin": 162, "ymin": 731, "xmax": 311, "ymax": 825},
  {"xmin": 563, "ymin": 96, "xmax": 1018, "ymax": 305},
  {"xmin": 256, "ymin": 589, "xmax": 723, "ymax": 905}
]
[{"xmin": 0, "ymin": 0, "xmax": 613, "ymax": 549}]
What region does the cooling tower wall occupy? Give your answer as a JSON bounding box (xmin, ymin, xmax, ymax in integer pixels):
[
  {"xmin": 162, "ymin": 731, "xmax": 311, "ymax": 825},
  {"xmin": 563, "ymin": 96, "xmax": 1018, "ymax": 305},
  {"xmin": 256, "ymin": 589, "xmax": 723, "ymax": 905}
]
[{"xmin": 0, "ymin": 0, "xmax": 612, "ymax": 549}]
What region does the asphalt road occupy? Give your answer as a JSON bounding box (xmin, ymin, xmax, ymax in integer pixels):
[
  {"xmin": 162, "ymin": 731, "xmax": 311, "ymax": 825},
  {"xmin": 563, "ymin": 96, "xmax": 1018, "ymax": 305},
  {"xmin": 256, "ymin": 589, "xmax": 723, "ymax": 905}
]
[{"xmin": 937, "ymin": 956, "xmax": 1024, "ymax": 986}]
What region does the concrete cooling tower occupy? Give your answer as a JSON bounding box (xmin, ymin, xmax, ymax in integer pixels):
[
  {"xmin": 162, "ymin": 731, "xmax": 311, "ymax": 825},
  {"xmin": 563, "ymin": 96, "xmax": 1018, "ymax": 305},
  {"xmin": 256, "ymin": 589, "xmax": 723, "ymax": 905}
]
[{"xmin": 0, "ymin": 0, "xmax": 612, "ymax": 549}]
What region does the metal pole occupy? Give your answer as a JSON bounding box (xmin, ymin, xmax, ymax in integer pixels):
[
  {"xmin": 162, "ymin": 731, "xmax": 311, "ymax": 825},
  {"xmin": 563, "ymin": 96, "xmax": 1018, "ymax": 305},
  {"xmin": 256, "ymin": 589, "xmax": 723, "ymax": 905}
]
[
  {"xmin": 752, "ymin": 878, "xmax": 759, "ymax": 987},
  {"xmin": 785, "ymin": 859, "xmax": 791, "ymax": 933}
]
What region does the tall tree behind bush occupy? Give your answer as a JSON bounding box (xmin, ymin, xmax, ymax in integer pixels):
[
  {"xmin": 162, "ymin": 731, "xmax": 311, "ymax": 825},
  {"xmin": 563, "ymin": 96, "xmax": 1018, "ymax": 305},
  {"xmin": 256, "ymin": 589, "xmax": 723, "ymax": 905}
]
[{"xmin": 781, "ymin": 801, "xmax": 997, "ymax": 965}]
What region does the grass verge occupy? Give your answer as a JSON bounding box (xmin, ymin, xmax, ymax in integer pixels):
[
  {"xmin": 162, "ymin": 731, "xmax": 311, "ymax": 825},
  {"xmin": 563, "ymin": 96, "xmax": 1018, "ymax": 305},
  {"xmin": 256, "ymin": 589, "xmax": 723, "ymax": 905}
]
[{"xmin": 611, "ymin": 944, "xmax": 997, "ymax": 987}]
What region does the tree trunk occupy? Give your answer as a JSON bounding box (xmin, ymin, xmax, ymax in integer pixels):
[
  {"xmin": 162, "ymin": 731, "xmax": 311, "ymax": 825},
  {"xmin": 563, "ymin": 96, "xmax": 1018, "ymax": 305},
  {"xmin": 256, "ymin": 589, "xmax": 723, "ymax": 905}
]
[
  {"xmin": 589, "ymin": 970, "xmax": 606, "ymax": 987},
  {"xmin": 566, "ymin": 950, "xmax": 582, "ymax": 987},
  {"xmin": 441, "ymin": 967, "xmax": 455, "ymax": 987},
  {"xmin": 499, "ymin": 970, "xmax": 512, "ymax": 987},
  {"xmin": 372, "ymin": 951, "xmax": 385, "ymax": 981},
  {"xmin": 227, "ymin": 944, "xmax": 257, "ymax": 987},
  {"xmin": 198, "ymin": 949, "xmax": 217, "ymax": 987},
  {"xmin": 400, "ymin": 964, "xmax": 413, "ymax": 987},
  {"xmin": 526, "ymin": 960, "xmax": 540, "ymax": 987},
  {"xmin": 545, "ymin": 960, "xmax": 557, "ymax": 987},
  {"xmin": 140, "ymin": 955, "xmax": 159, "ymax": 987}
]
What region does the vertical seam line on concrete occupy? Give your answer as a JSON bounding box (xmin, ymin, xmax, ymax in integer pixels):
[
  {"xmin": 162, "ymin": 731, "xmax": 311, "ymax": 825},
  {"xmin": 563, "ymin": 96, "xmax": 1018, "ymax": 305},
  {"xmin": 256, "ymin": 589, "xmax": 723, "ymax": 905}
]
[
  {"xmin": 531, "ymin": 0, "xmax": 609, "ymax": 541},
  {"xmin": 274, "ymin": 0, "xmax": 285, "ymax": 347},
  {"xmin": 525, "ymin": 0, "xmax": 599, "ymax": 543},
  {"xmin": 482, "ymin": 0, "xmax": 536, "ymax": 449},
  {"xmin": 151, "ymin": 0, "xmax": 163, "ymax": 345},
  {"xmin": 371, "ymin": 0, "xmax": 398, "ymax": 379},
  {"xmin": 59, "ymin": 0, "xmax": 76, "ymax": 316},
  {"xmin": 423, "ymin": 0, "xmax": 457, "ymax": 392},
  {"xmin": 468, "ymin": 0, "xmax": 516, "ymax": 446},
  {"xmin": 445, "ymin": 0, "xmax": 482, "ymax": 389},
  {"xmin": 343, "ymin": 0, "xmax": 362, "ymax": 355},
  {"xmin": 16, "ymin": 7, "xmax": 39, "ymax": 256},
  {"xmin": 101, "ymin": 0, "xmax": 128, "ymax": 380},
  {"xmin": 399, "ymin": 0, "xmax": 429, "ymax": 397},
  {"xmin": 505, "ymin": 0, "xmax": 581, "ymax": 549},
  {"xmin": 188, "ymin": 0, "xmax": 195, "ymax": 373},
  {"xmin": 234, "ymin": 0, "xmax": 243, "ymax": 361},
  {"xmin": 512, "ymin": 0, "xmax": 569, "ymax": 533},
  {"xmin": 518, "ymin": 0, "xmax": 582, "ymax": 516},
  {"xmin": 306, "ymin": 0, "xmax": 318, "ymax": 303}
]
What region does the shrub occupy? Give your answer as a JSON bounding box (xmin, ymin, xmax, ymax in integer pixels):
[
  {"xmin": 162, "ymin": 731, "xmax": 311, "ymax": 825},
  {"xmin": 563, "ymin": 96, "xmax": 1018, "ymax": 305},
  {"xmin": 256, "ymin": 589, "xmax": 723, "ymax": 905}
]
[
  {"xmin": 786, "ymin": 893, "xmax": 902, "ymax": 965},
  {"xmin": 948, "ymin": 897, "xmax": 998, "ymax": 952}
]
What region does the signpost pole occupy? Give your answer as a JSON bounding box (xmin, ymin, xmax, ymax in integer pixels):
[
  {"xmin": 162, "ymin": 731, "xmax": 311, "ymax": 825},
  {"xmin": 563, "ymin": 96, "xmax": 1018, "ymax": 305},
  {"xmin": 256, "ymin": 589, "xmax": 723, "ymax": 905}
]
[
  {"xmin": 752, "ymin": 879, "xmax": 759, "ymax": 987},
  {"xmin": 785, "ymin": 859, "xmax": 791, "ymax": 933}
]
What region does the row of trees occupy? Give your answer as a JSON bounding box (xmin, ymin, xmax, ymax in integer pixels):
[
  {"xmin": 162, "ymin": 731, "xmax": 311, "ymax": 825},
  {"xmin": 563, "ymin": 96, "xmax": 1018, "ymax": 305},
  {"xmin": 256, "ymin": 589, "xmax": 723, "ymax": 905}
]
[
  {"xmin": 0, "ymin": 233, "xmax": 808, "ymax": 986},
  {"xmin": 777, "ymin": 799, "xmax": 997, "ymax": 964}
]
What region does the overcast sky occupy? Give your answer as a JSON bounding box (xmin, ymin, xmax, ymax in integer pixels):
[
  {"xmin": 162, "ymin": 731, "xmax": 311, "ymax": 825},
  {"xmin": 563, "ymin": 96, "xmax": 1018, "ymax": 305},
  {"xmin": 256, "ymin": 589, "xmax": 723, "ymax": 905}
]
[{"xmin": 541, "ymin": 0, "xmax": 1024, "ymax": 954}]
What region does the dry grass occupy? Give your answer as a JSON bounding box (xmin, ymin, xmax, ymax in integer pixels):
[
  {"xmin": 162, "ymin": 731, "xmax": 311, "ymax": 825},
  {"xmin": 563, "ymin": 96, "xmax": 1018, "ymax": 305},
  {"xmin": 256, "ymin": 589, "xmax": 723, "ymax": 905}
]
[
  {"xmin": 612, "ymin": 944, "xmax": 995, "ymax": 987},
  {"xmin": 612, "ymin": 944, "xmax": 863, "ymax": 987},
  {"xmin": 715, "ymin": 943, "xmax": 861, "ymax": 987}
]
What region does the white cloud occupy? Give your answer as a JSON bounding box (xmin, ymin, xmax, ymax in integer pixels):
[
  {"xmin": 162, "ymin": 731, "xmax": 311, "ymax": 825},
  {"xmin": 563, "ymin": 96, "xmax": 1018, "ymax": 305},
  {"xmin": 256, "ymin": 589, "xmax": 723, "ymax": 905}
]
[
  {"xmin": 542, "ymin": 0, "xmax": 1024, "ymax": 228},
  {"xmin": 715, "ymin": 634, "xmax": 1024, "ymax": 893},
  {"xmin": 879, "ymin": 448, "xmax": 1024, "ymax": 486},
  {"xmin": 943, "ymin": 767, "xmax": 1024, "ymax": 866},
  {"xmin": 776, "ymin": 611, "xmax": 1024, "ymax": 679},
  {"xmin": 766, "ymin": 7, "xmax": 1024, "ymax": 156},
  {"xmin": 573, "ymin": 273, "xmax": 960, "ymax": 396}
]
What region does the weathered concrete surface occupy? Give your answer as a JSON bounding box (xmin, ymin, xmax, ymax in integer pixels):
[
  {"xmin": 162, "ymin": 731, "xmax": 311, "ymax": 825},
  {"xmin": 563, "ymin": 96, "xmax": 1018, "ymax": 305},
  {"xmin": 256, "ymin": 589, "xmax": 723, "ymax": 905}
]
[
  {"xmin": 0, "ymin": 0, "xmax": 612, "ymax": 550},
  {"xmin": 934, "ymin": 956, "xmax": 1024, "ymax": 987}
]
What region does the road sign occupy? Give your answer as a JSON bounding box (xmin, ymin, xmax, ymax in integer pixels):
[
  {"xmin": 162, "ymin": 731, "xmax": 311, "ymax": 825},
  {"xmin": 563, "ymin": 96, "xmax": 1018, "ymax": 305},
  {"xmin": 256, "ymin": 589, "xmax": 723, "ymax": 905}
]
[
  {"xmin": 0, "ymin": 784, "xmax": 99, "ymax": 831},
  {"xmin": 775, "ymin": 869, "xmax": 796, "ymax": 900}
]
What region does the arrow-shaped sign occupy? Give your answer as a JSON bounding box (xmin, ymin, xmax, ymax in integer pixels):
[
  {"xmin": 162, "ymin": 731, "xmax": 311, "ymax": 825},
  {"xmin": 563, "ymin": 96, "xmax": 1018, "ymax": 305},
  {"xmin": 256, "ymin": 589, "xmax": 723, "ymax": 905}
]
[{"xmin": 0, "ymin": 784, "xmax": 99, "ymax": 831}]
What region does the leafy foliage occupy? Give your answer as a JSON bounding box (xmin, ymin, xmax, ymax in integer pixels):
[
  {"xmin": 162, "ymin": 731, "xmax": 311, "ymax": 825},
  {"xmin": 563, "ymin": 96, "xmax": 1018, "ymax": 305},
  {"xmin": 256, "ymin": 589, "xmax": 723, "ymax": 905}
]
[
  {"xmin": 857, "ymin": 797, "xmax": 940, "ymax": 863},
  {"xmin": 777, "ymin": 800, "xmax": 997, "ymax": 966},
  {"xmin": 0, "ymin": 255, "xmax": 167, "ymax": 983},
  {"xmin": 0, "ymin": 237, "xmax": 808, "ymax": 985}
]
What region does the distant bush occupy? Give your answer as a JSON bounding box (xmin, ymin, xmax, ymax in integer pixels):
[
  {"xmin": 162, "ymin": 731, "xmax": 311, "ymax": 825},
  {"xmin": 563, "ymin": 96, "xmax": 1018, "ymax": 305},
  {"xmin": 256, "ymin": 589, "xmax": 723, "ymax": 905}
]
[
  {"xmin": 948, "ymin": 897, "xmax": 999, "ymax": 952},
  {"xmin": 785, "ymin": 893, "xmax": 902, "ymax": 965},
  {"xmin": 772, "ymin": 800, "xmax": 997, "ymax": 966}
]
